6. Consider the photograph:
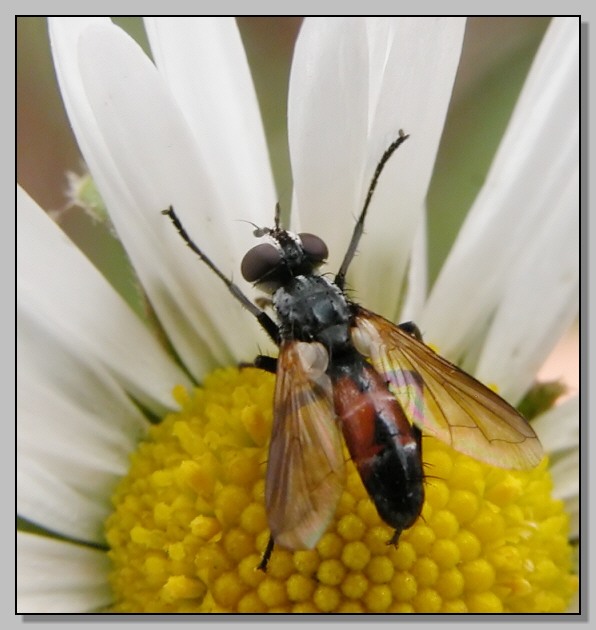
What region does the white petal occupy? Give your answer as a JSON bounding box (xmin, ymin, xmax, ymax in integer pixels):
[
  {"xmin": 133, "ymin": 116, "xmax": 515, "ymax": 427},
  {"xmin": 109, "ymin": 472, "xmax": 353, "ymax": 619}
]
[
  {"xmin": 537, "ymin": 322, "xmax": 579, "ymax": 391},
  {"xmin": 350, "ymin": 18, "xmax": 466, "ymax": 318},
  {"xmin": 144, "ymin": 17, "xmax": 277, "ymax": 239},
  {"xmin": 18, "ymin": 464, "xmax": 111, "ymax": 547},
  {"xmin": 422, "ymin": 18, "xmax": 579, "ymax": 369},
  {"xmin": 531, "ymin": 395, "xmax": 579, "ymax": 456},
  {"xmin": 549, "ymin": 450, "xmax": 579, "ymax": 501},
  {"xmin": 18, "ymin": 303, "xmax": 147, "ymax": 542},
  {"xmin": 288, "ymin": 17, "xmax": 369, "ymax": 252},
  {"xmin": 399, "ymin": 209, "xmax": 428, "ymax": 322},
  {"xmin": 50, "ymin": 18, "xmax": 273, "ymax": 378},
  {"xmin": 475, "ymin": 169, "xmax": 578, "ymax": 402},
  {"xmin": 17, "ymin": 186, "xmax": 191, "ymax": 413},
  {"xmin": 17, "ymin": 532, "xmax": 112, "ymax": 613},
  {"xmin": 289, "ymin": 17, "xmax": 465, "ymax": 318},
  {"xmin": 533, "ymin": 395, "xmax": 579, "ymax": 539},
  {"xmin": 531, "ymin": 395, "xmax": 579, "ymax": 539}
]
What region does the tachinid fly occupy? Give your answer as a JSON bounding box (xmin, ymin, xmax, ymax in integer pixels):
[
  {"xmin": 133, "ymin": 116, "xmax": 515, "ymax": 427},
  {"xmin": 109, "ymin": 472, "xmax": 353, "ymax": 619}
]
[{"xmin": 163, "ymin": 130, "xmax": 543, "ymax": 571}]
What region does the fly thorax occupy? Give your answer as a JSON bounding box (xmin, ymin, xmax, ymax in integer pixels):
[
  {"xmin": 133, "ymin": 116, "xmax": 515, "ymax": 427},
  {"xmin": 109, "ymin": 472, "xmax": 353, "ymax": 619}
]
[{"xmin": 272, "ymin": 275, "xmax": 352, "ymax": 345}]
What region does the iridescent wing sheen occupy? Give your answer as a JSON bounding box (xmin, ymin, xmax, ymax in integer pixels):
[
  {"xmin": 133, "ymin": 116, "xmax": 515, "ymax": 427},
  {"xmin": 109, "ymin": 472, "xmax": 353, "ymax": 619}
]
[
  {"xmin": 352, "ymin": 308, "xmax": 543, "ymax": 469},
  {"xmin": 265, "ymin": 340, "xmax": 345, "ymax": 550}
]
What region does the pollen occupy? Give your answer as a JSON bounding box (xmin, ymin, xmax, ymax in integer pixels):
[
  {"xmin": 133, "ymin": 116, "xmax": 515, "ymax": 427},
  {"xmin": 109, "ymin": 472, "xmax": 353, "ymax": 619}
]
[{"xmin": 105, "ymin": 367, "xmax": 578, "ymax": 612}]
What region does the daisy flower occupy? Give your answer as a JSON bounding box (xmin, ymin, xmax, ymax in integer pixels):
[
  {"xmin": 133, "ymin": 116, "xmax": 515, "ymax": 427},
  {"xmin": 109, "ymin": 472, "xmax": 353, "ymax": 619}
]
[{"xmin": 17, "ymin": 17, "xmax": 579, "ymax": 613}]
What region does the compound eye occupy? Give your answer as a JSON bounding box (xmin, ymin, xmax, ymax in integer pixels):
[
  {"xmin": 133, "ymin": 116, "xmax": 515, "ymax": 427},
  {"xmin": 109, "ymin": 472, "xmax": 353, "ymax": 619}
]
[
  {"xmin": 299, "ymin": 233, "xmax": 328, "ymax": 263},
  {"xmin": 241, "ymin": 243, "xmax": 282, "ymax": 282}
]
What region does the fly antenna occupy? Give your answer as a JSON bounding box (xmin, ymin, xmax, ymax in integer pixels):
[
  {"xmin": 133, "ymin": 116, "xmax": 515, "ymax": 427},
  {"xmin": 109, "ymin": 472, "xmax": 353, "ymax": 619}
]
[
  {"xmin": 335, "ymin": 130, "xmax": 409, "ymax": 289},
  {"xmin": 274, "ymin": 202, "xmax": 281, "ymax": 230}
]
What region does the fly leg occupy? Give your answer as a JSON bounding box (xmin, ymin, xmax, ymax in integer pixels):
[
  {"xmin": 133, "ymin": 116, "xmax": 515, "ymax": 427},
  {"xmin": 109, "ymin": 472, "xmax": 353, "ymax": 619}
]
[
  {"xmin": 250, "ymin": 354, "xmax": 277, "ymax": 572},
  {"xmin": 398, "ymin": 321, "xmax": 423, "ymax": 341},
  {"xmin": 257, "ymin": 535, "xmax": 275, "ymax": 572},
  {"xmin": 162, "ymin": 206, "xmax": 280, "ymax": 344},
  {"xmin": 253, "ymin": 355, "xmax": 277, "ymax": 373},
  {"xmin": 163, "ymin": 207, "xmax": 280, "ymax": 572},
  {"xmin": 238, "ymin": 355, "xmax": 277, "ymax": 375}
]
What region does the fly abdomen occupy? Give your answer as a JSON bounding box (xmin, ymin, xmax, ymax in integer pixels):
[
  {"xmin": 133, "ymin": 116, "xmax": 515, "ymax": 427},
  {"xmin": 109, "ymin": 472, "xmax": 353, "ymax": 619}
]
[{"xmin": 331, "ymin": 356, "xmax": 424, "ymax": 543}]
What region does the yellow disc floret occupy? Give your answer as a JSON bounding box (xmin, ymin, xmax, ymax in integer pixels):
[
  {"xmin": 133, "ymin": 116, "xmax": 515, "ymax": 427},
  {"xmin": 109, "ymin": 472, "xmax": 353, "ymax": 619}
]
[{"xmin": 105, "ymin": 367, "xmax": 577, "ymax": 613}]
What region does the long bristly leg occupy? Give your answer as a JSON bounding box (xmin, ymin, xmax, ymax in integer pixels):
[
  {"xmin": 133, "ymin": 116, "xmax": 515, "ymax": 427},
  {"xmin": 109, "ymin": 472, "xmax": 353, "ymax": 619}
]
[
  {"xmin": 163, "ymin": 207, "xmax": 281, "ymax": 571},
  {"xmin": 162, "ymin": 206, "xmax": 280, "ymax": 344}
]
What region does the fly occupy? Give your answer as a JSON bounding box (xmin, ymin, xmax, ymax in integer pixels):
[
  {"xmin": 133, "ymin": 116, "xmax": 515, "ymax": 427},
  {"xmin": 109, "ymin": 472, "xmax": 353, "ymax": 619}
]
[{"xmin": 162, "ymin": 130, "xmax": 543, "ymax": 571}]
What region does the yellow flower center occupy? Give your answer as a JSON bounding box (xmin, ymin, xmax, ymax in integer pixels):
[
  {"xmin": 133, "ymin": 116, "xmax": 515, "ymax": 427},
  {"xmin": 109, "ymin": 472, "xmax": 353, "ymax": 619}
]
[{"xmin": 105, "ymin": 367, "xmax": 577, "ymax": 613}]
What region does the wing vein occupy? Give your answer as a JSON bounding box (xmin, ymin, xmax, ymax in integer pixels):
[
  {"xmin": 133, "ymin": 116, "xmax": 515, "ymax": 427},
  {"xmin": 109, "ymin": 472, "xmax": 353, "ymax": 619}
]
[{"xmin": 353, "ymin": 308, "xmax": 543, "ymax": 469}]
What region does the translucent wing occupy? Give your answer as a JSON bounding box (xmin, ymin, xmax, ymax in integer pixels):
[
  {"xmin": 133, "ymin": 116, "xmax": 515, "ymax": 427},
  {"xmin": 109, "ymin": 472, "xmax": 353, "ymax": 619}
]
[
  {"xmin": 352, "ymin": 308, "xmax": 543, "ymax": 469},
  {"xmin": 265, "ymin": 340, "xmax": 345, "ymax": 550}
]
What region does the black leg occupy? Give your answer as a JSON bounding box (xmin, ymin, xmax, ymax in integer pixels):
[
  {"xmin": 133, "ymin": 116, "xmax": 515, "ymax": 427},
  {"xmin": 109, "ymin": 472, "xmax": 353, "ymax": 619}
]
[
  {"xmin": 257, "ymin": 535, "xmax": 275, "ymax": 572},
  {"xmin": 239, "ymin": 355, "xmax": 277, "ymax": 373},
  {"xmin": 398, "ymin": 321, "xmax": 423, "ymax": 341},
  {"xmin": 387, "ymin": 527, "xmax": 403, "ymax": 547},
  {"xmin": 254, "ymin": 355, "xmax": 277, "ymax": 374},
  {"xmin": 162, "ymin": 206, "xmax": 280, "ymax": 344}
]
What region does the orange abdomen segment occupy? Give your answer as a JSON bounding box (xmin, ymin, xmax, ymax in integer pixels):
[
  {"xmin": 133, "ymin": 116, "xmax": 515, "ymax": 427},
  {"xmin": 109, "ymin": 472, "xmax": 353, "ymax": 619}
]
[{"xmin": 332, "ymin": 361, "xmax": 424, "ymax": 540}]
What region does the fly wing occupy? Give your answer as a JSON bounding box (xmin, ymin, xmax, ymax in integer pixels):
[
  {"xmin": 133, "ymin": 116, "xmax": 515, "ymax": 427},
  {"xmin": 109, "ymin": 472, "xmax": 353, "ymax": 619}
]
[
  {"xmin": 352, "ymin": 308, "xmax": 543, "ymax": 469},
  {"xmin": 265, "ymin": 340, "xmax": 345, "ymax": 550}
]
